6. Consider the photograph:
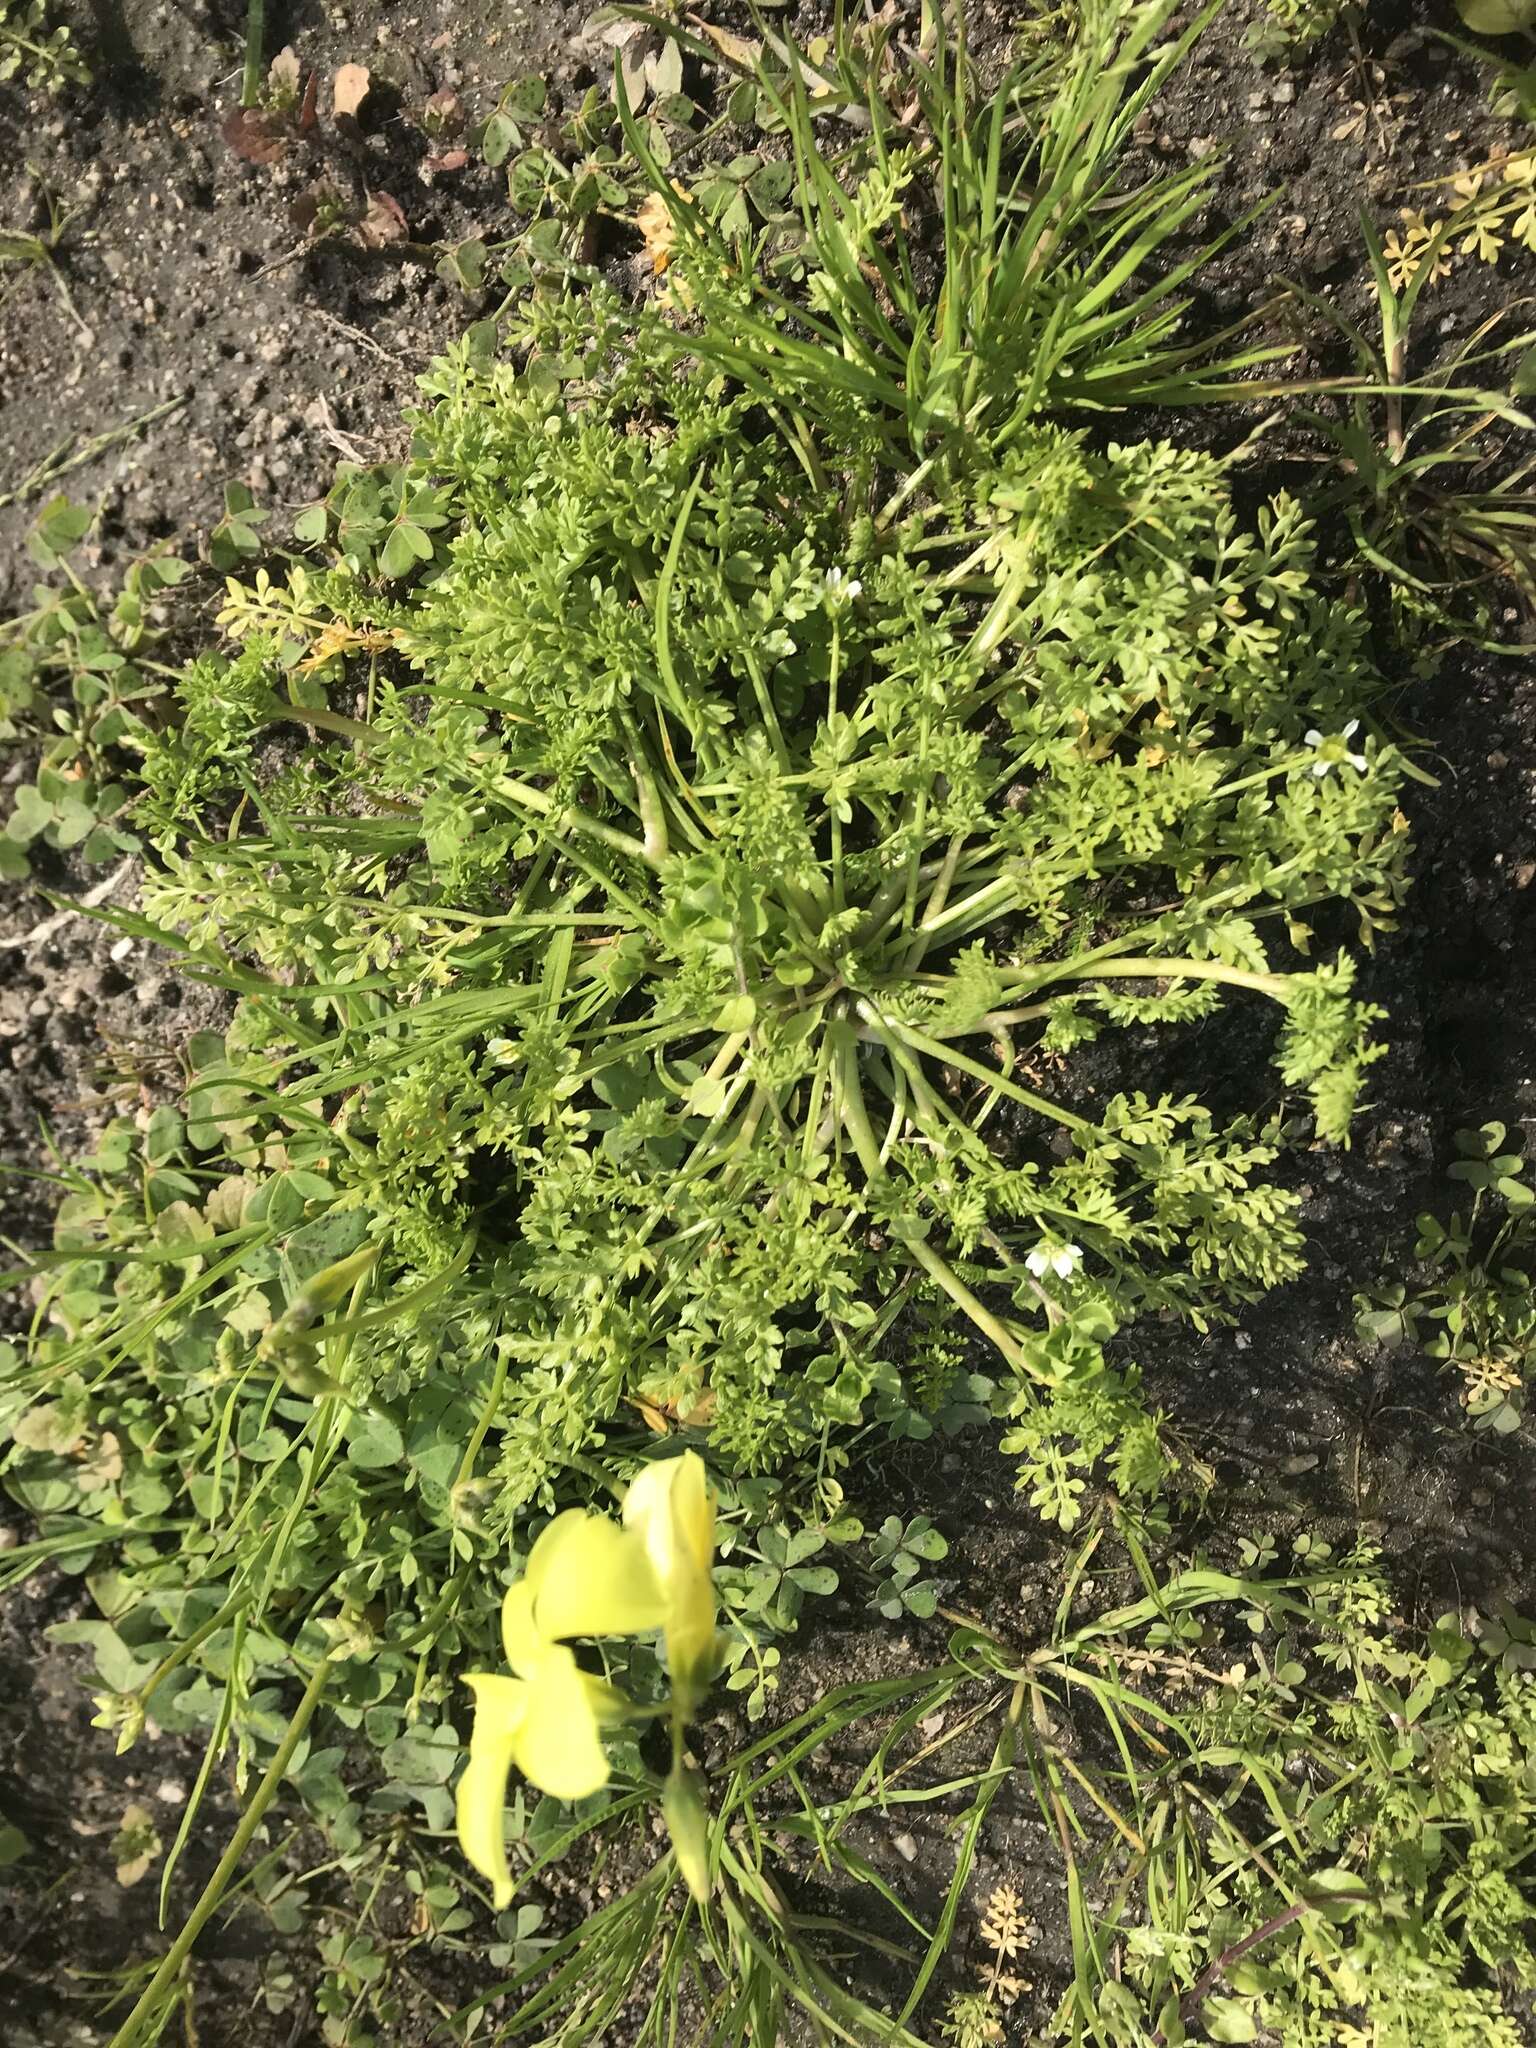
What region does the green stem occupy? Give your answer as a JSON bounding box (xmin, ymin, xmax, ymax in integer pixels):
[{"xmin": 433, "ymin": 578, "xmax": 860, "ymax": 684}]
[
  {"xmin": 903, "ymin": 1237, "xmax": 1031, "ymax": 1376},
  {"xmin": 894, "ymin": 1677, "xmax": 1026, "ymax": 2026},
  {"xmin": 256, "ymin": 699, "xmax": 377, "ymax": 744},
  {"xmin": 741, "ymin": 650, "xmax": 793, "ymax": 774},
  {"xmin": 968, "ymin": 559, "xmax": 1030, "ymax": 662},
  {"xmin": 828, "ymin": 617, "xmax": 844, "ymax": 909},
  {"xmin": 868, "ymin": 1007, "xmax": 1091, "ymax": 1134},
  {"xmin": 618, "ymin": 715, "xmax": 671, "ymax": 863},
  {"xmin": 240, "ymin": 0, "xmax": 266, "ymax": 109},
  {"xmin": 111, "ymin": 1653, "xmax": 337, "ymax": 2048},
  {"xmin": 493, "ymin": 775, "xmax": 654, "ymax": 866},
  {"xmin": 835, "ymin": 1026, "xmax": 1037, "ymax": 1381},
  {"xmin": 130, "ymin": 1592, "xmax": 251, "ymax": 1719},
  {"xmin": 913, "ymin": 869, "xmax": 1016, "ymax": 942},
  {"xmin": 1021, "ymin": 955, "xmax": 1290, "ymax": 1001},
  {"xmin": 454, "ymin": 1346, "xmax": 510, "ymax": 1491},
  {"xmin": 904, "ymin": 832, "xmax": 964, "ymax": 972}
]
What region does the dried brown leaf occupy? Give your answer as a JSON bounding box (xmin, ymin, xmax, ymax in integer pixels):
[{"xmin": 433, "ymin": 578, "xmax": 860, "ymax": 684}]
[
  {"xmin": 268, "ymin": 45, "xmax": 301, "ymax": 98},
  {"xmin": 333, "ymin": 62, "xmax": 371, "ymax": 118},
  {"xmin": 689, "ymin": 15, "xmax": 760, "ymax": 68},
  {"xmin": 357, "ymin": 189, "xmax": 409, "ymax": 247},
  {"xmin": 222, "ymin": 106, "xmax": 288, "ymax": 166}
]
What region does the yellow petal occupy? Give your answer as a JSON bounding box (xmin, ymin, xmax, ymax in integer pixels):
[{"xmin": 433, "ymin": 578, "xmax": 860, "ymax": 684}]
[
  {"xmin": 624, "ymin": 1453, "xmax": 718, "ymax": 1700},
  {"xmin": 669, "ymin": 1452, "xmax": 715, "ymax": 1577},
  {"xmin": 500, "ymin": 1580, "xmax": 544, "ymax": 1677},
  {"xmin": 456, "ymin": 1672, "xmax": 528, "ymax": 1911},
  {"xmin": 623, "ymin": 1452, "xmax": 713, "ymax": 1582},
  {"xmin": 525, "ymin": 1508, "xmax": 666, "ymax": 1643},
  {"xmin": 510, "ymin": 1643, "xmax": 616, "ymax": 1801}
]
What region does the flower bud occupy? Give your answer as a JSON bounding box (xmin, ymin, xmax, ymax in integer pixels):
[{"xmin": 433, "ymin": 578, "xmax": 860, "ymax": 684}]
[{"xmin": 662, "ymin": 1762, "xmax": 712, "ymax": 1904}]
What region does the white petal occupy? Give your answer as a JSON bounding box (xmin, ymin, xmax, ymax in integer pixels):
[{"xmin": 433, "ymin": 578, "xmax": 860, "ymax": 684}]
[
  {"xmin": 1349, "ymin": 753, "xmax": 1368, "ymax": 773},
  {"xmin": 1304, "ymin": 729, "xmax": 1322, "ymax": 747},
  {"xmin": 1343, "ymin": 719, "xmax": 1359, "ymax": 738},
  {"xmin": 1025, "ymin": 1249, "xmax": 1049, "ymax": 1277},
  {"xmin": 1311, "ymin": 760, "xmax": 1329, "ymax": 777}
]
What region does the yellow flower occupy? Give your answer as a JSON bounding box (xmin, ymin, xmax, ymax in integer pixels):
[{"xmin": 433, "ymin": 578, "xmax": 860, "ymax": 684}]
[
  {"xmin": 455, "ymin": 1633, "xmax": 630, "ymax": 1908},
  {"xmin": 456, "ymin": 1457, "xmax": 720, "ymax": 1907},
  {"xmin": 623, "ymin": 1451, "xmax": 719, "ymax": 1708},
  {"xmin": 456, "ymin": 1510, "xmax": 667, "ymax": 1907}
]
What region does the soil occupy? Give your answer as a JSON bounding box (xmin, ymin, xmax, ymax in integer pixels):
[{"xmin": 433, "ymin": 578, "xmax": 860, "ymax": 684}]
[{"xmin": 2, "ymin": 0, "xmax": 1536, "ymax": 2042}]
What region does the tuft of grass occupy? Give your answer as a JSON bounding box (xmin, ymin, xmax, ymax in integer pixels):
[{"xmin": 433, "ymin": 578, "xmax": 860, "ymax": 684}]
[
  {"xmin": 1286, "ymin": 214, "xmax": 1536, "ymax": 648},
  {"xmin": 0, "ymin": 168, "xmax": 89, "ymax": 336},
  {"xmin": 622, "ymin": 0, "xmax": 1289, "ymax": 476}
]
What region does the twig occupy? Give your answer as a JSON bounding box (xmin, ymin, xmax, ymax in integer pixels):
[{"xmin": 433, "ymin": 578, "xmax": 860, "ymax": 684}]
[
  {"xmin": 1150, "ymin": 1888, "xmax": 1373, "ymax": 2043},
  {"xmin": 0, "ymin": 856, "xmax": 136, "ymax": 952},
  {"xmin": 308, "ymin": 305, "xmax": 413, "ymax": 364},
  {"xmin": 0, "ymin": 394, "xmax": 188, "ymax": 511},
  {"xmin": 307, "ymin": 389, "xmax": 373, "ymax": 465}
]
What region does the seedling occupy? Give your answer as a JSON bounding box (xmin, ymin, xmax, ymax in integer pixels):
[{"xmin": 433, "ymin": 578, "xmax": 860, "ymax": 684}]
[
  {"xmin": 0, "ymin": 0, "xmax": 87, "ymax": 91},
  {"xmin": 1355, "ymin": 1121, "xmax": 1536, "ymax": 1431},
  {"xmin": 0, "ymin": 168, "xmax": 89, "ymax": 335},
  {"xmin": 1287, "ymin": 216, "xmax": 1536, "ymax": 645}
]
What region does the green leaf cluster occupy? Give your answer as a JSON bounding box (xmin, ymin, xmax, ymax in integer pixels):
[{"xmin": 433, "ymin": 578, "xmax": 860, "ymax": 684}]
[
  {"xmin": 1355, "ymin": 1121, "xmax": 1536, "ymax": 1433},
  {"xmin": 0, "ymin": 497, "xmax": 189, "ymax": 876},
  {"xmin": 108, "ymin": 281, "xmax": 1414, "ymax": 1541},
  {"xmin": 0, "ymin": 0, "xmax": 88, "ymax": 91}
]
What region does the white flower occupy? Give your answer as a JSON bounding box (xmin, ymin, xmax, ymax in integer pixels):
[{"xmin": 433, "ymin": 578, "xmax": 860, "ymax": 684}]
[
  {"xmin": 1303, "ymin": 721, "xmax": 1368, "ymax": 777},
  {"xmin": 1025, "ymin": 1241, "xmax": 1082, "ymax": 1281},
  {"xmin": 821, "ymin": 566, "xmax": 862, "ymax": 608}
]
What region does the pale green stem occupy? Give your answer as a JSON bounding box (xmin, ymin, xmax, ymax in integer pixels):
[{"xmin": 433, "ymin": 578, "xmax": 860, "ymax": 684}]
[
  {"xmin": 828, "ymin": 616, "xmax": 844, "ymax": 909},
  {"xmin": 903, "ymin": 1237, "xmax": 1032, "ymax": 1377},
  {"xmin": 904, "ymin": 831, "xmax": 965, "ymax": 972},
  {"xmin": 741, "ymin": 649, "xmax": 793, "ymax": 774},
  {"xmin": 454, "ymin": 1347, "xmax": 510, "ymax": 1492},
  {"xmin": 492, "ymin": 774, "xmax": 654, "ymax": 866},
  {"xmin": 1018, "ymin": 955, "xmax": 1291, "ymax": 1001},
  {"xmin": 874, "ymin": 451, "xmax": 940, "ymax": 532},
  {"xmin": 900, "ymin": 785, "xmax": 927, "ymax": 940},
  {"xmin": 628, "ymin": 753, "xmax": 670, "ymax": 864},
  {"xmin": 835, "ymin": 1028, "xmax": 1037, "ymax": 1382},
  {"xmin": 967, "ymin": 559, "xmax": 1030, "ymax": 662},
  {"xmin": 240, "ymin": 0, "xmax": 266, "ymax": 108},
  {"xmin": 129, "ymin": 1592, "xmax": 250, "ymax": 1720},
  {"xmin": 914, "ymin": 869, "xmax": 1017, "ymax": 941},
  {"xmin": 867, "ymin": 1006, "xmax": 1091, "ymax": 1134}
]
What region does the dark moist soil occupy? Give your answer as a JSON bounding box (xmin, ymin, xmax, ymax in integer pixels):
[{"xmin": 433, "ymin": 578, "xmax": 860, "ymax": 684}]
[{"xmin": 3, "ymin": 0, "xmax": 1536, "ymax": 2043}]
